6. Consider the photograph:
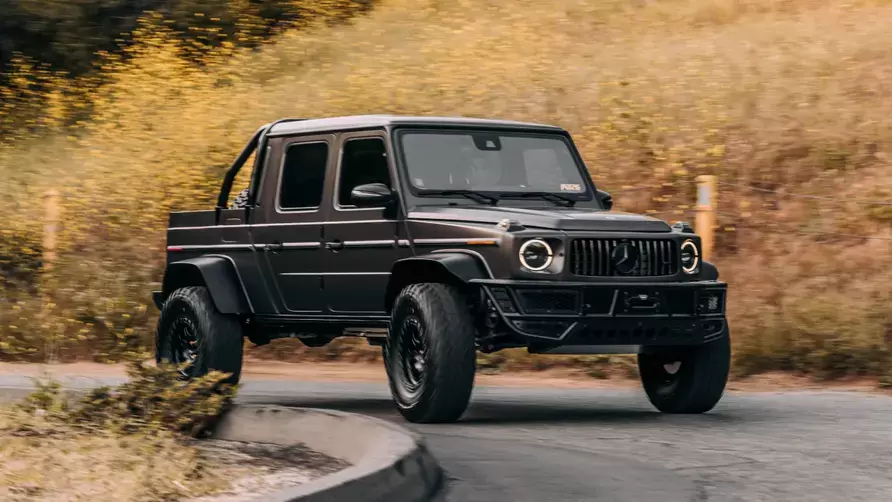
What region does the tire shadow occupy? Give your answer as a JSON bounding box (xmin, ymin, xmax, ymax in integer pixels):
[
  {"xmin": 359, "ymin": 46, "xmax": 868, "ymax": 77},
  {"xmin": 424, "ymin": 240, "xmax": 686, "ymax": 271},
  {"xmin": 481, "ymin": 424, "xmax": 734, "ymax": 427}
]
[
  {"xmin": 253, "ymin": 394, "xmax": 742, "ymax": 427},
  {"xmin": 460, "ymin": 402, "xmax": 739, "ymax": 426}
]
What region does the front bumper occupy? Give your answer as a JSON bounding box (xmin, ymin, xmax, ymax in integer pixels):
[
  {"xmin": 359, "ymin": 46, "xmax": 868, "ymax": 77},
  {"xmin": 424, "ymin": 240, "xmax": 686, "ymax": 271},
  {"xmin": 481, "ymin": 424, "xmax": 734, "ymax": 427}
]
[{"xmin": 473, "ymin": 279, "xmax": 728, "ymax": 347}]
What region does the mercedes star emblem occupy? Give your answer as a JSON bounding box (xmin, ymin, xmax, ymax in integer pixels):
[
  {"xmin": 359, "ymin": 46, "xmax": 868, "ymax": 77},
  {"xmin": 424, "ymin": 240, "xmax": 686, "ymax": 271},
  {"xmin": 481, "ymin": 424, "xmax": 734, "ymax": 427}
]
[{"xmin": 610, "ymin": 242, "xmax": 640, "ymax": 275}]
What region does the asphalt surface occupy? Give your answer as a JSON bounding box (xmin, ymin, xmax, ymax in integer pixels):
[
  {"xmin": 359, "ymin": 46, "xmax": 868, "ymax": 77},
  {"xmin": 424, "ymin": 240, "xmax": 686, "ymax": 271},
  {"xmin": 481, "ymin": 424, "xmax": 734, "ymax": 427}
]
[{"xmin": 2, "ymin": 375, "xmax": 891, "ymax": 501}]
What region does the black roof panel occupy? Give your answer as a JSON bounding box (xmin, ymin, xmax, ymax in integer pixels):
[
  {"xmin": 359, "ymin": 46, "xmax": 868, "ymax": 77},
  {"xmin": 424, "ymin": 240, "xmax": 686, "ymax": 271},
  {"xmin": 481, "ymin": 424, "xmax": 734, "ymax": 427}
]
[{"xmin": 266, "ymin": 114, "xmax": 564, "ymax": 136}]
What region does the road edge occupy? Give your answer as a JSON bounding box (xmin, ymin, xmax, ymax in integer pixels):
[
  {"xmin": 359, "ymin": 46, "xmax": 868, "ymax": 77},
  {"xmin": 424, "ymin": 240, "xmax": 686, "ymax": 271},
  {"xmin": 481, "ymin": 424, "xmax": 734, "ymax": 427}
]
[{"xmin": 210, "ymin": 405, "xmax": 447, "ymax": 502}]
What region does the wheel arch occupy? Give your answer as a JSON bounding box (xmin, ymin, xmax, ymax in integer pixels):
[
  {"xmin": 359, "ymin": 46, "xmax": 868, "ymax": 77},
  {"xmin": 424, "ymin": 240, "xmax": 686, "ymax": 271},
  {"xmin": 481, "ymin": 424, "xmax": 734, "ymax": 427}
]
[
  {"xmin": 157, "ymin": 255, "xmax": 252, "ymax": 314},
  {"xmin": 385, "ymin": 252, "xmax": 491, "ymax": 313}
]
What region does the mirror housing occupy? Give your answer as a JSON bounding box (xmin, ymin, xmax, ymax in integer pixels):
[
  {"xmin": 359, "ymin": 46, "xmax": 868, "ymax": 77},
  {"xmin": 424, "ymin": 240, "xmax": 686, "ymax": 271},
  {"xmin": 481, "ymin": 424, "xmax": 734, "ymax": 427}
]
[
  {"xmin": 596, "ymin": 189, "xmax": 613, "ymax": 210},
  {"xmin": 351, "ymin": 183, "xmax": 395, "ymax": 206}
]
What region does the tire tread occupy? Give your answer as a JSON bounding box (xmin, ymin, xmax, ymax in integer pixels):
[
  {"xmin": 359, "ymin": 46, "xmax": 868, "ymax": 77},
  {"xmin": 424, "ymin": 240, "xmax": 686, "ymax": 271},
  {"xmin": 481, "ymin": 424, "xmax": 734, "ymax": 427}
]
[
  {"xmin": 386, "ymin": 282, "xmax": 476, "ymax": 423},
  {"xmin": 639, "ymin": 331, "xmax": 730, "ymax": 414},
  {"xmin": 156, "ymin": 286, "xmax": 243, "ymax": 384}
]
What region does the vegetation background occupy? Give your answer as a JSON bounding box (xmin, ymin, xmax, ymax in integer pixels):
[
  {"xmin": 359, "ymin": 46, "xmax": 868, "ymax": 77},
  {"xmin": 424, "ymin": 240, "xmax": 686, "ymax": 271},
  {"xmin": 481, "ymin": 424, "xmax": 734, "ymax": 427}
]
[{"xmin": 1, "ymin": 0, "xmax": 890, "ymax": 384}]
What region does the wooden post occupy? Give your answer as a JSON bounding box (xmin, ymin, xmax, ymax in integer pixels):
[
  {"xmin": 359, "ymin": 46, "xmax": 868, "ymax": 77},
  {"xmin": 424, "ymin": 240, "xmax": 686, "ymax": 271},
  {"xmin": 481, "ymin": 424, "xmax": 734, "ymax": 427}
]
[
  {"xmin": 43, "ymin": 189, "xmax": 60, "ymax": 272},
  {"xmin": 695, "ymin": 175, "xmax": 716, "ymax": 260},
  {"xmin": 42, "ymin": 189, "xmax": 61, "ymax": 364}
]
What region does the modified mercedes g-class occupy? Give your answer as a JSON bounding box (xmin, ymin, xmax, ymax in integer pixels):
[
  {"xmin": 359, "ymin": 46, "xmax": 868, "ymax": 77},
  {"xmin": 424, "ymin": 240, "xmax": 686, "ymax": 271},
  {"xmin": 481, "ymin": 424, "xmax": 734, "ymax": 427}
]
[{"xmin": 153, "ymin": 115, "xmax": 730, "ymax": 423}]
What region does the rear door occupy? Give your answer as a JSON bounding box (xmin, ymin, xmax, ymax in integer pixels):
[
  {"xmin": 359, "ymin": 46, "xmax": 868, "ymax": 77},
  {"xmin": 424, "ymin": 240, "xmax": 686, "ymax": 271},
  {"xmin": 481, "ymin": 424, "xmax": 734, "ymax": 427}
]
[{"xmin": 250, "ymin": 134, "xmax": 334, "ymax": 314}]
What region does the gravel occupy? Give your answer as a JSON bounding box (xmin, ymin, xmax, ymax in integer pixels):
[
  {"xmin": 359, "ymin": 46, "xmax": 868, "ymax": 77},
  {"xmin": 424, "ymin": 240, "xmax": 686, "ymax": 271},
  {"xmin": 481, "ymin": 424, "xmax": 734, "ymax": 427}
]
[{"xmin": 186, "ymin": 440, "xmax": 350, "ymax": 502}]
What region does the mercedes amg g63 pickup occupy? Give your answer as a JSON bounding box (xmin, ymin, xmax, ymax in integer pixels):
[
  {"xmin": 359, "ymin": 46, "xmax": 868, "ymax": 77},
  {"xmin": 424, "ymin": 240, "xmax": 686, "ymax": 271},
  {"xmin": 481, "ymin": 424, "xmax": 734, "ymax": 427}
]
[{"xmin": 153, "ymin": 115, "xmax": 730, "ymax": 423}]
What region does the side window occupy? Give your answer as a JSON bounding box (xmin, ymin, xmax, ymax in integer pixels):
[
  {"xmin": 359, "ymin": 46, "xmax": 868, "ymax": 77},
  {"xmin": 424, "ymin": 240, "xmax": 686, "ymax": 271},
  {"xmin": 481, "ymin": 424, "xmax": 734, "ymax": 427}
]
[
  {"xmin": 278, "ymin": 141, "xmax": 329, "ymax": 210},
  {"xmin": 337, "ymin": 138, "xmax": 391, "ymax": 207}
]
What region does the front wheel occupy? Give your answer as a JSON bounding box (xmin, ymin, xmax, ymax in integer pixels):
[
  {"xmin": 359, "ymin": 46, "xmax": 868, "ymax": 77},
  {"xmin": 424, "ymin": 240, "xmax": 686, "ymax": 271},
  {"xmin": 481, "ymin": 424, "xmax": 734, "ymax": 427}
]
[
  {"xmin": 638, "ymin": 328, "xmax": 731, "ymax": 414},
  {"xmin": 155, "ymin": 286, "xmax": 244, "ymax": 384},
  {"xmin": 384, "ymin": 283, "xmax": 477, "ymax": 423}
]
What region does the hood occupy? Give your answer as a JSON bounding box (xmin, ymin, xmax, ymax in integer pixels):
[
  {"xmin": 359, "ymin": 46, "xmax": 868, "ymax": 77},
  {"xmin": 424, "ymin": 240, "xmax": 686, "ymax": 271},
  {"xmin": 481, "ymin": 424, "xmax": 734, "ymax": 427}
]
[{"xmin": 407, "ymin": 205, "xmax": 672, "ymax": 232}]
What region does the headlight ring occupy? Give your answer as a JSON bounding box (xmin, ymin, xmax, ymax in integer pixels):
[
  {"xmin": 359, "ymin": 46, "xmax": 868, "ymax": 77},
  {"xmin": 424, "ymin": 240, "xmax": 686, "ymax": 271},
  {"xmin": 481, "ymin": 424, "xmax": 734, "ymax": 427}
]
[
  {"xmin": 519, "ymin": 239, "xmax": 554, "ymax": 272},
  {"xmin": 680, "ymin": 239, "xmax": 700, "ymax": 274}
]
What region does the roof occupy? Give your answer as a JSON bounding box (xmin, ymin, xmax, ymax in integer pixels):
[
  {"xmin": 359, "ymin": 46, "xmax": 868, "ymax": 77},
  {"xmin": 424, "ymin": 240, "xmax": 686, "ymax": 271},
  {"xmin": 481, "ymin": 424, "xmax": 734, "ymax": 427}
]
[{"xmin": 266, "ymin": 114, "xmax": 564, "ymax": 136}]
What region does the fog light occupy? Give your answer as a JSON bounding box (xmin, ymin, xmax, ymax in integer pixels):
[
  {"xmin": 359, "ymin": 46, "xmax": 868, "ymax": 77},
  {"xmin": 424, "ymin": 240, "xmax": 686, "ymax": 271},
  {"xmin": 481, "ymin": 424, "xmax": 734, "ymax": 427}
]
[{"xmin": 698, "ymin": 291, "xmax": 725, "ymax": 315}]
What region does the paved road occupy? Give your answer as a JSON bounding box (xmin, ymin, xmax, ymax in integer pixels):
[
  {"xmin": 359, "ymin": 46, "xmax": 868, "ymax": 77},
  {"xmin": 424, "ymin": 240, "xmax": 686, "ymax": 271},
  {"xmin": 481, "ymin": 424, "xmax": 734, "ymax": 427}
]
[{"xmin": 2, "ymin": 375, "xmax": 891, "ymax": 501}]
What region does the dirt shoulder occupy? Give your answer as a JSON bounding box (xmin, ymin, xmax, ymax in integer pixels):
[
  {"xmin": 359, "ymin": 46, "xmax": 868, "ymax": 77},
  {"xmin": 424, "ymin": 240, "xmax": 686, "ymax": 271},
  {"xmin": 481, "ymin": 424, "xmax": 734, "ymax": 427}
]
[{"xmin": 1, "ymin": 359, "xmax": 887, "ymax": 396}]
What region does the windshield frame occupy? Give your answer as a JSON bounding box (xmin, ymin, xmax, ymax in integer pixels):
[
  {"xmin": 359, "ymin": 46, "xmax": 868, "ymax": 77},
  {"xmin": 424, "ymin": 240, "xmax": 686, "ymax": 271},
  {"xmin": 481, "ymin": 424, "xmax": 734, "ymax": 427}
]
[{"xmin": 390, "ymin": 126, "xmax": 602, "ymax": 209}]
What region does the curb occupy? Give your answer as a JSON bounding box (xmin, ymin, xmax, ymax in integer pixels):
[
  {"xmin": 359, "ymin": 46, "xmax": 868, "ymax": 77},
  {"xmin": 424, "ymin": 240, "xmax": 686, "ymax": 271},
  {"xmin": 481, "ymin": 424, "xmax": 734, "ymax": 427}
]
[{"xmin": 210, "ymin": 405, "xmax": 447, "ymax": 502}]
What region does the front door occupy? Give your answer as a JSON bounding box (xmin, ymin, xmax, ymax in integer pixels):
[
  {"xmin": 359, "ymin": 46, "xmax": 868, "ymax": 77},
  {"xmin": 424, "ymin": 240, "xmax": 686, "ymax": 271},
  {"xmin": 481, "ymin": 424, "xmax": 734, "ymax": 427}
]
[
  {"xmin": 251, "ymin": 134, "xmax": 334, "ymax": 314},
  {"xmin": 323, "ymin": 132, "xmax": 410, "ymax": 314}
]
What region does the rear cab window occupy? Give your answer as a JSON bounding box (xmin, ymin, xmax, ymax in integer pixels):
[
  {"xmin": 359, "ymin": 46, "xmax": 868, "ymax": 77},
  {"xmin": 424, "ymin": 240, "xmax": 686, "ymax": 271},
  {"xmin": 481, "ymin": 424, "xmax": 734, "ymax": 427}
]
[{"xmin": 278, "ymin": 141, "xmax": 329, "ymax": 210}]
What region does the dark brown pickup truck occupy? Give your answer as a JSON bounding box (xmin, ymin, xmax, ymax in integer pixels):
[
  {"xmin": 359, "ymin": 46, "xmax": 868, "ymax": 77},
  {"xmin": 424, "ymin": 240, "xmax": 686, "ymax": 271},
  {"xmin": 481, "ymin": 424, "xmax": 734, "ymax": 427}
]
[{"xmin": 153, "ymin": 115, "xmax": 730, "ymax": 423}]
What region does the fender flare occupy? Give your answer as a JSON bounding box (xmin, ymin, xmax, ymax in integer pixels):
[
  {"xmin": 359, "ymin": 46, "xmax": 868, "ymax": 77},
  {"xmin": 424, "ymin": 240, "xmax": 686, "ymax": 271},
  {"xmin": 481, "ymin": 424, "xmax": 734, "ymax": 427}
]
[
  {"xmin": 157, "ymin": 255, "xmax": 252, "ymax": 314},
  {"xmin": 385, "ymin": 251, "xmax": 491, "ymax": 312},
  {"xmin": 700, "ymin": 260, "xmax": 720, "ymax": 281}
]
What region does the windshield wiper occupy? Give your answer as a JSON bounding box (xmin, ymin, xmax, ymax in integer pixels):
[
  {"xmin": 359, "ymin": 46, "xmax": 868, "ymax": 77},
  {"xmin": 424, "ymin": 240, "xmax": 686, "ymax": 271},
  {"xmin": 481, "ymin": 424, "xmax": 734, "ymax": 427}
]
[
  {"xmin": 419, "ymin": 189, "xmax": 500, "ymax": 205},
  {"xmin": 499, "ymin": 191, "xmax": 576, "ymax": 207}
]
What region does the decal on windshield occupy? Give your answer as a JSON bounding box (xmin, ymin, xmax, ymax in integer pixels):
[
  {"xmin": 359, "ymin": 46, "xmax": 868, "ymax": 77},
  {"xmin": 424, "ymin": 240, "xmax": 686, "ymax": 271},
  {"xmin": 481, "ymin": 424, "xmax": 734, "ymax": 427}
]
[{"xmin": 560, "ymin": 183, "xmax": 582, "ymax": 192}]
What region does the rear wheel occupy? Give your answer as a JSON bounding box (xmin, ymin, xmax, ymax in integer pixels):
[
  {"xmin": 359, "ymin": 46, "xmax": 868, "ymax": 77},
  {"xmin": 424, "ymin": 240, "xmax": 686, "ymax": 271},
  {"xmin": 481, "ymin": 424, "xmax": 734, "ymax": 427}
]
[
  {"xmin": 155, "ymin": 286, "xmax": 244, "ymax": 384},
  {"xmin": 638, "ymin": 328, "xmax": 730, "ymax": 414},
  {"xmin": 385, "ymin": 283, "xmax": 477, "ymax": 423}
]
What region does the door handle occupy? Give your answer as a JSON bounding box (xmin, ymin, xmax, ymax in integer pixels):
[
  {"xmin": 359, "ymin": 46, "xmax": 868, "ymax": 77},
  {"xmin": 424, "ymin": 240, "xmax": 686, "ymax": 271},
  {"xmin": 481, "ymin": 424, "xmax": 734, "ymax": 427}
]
[
  {"xmin": 325, "ymin": 240, "xmax": 344, "ymax": 251},
  {"xmin": 267, "ymin": 241, "xmax": 284, "ymax": 254}
]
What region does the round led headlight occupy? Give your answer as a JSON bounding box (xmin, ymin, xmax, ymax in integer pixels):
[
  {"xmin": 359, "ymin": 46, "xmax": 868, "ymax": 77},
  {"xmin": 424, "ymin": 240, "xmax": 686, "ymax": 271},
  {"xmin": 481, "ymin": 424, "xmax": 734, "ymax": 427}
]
[
  {"xmin": 680, "ymin": 239, "xmax": 700, "ymax": 274},
  {"xmin": 519, "ymin": 239, "xmax": 553, "ymax": 272}
]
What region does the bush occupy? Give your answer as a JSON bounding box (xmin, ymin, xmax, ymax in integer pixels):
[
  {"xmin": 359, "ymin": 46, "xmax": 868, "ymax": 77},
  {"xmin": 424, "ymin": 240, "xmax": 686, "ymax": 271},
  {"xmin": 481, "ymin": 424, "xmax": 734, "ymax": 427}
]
[
  {"xmin": 2, "ymin": 358, "xmax": 241, "ymax": 501},
  {"xmin": 17, "ymin": 357, "xmax": 237, "ymax": 438}
]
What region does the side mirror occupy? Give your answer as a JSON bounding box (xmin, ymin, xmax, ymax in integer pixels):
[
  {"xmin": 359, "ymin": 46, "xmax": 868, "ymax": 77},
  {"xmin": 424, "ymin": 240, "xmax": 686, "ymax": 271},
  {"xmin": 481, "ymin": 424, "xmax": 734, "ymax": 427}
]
[
  {"xmin": 596, "ymin": 189, "xmax": 613, "ymax": 210},
  {"xmin": 351, "ymin": 182, "xmax": 395, "ymax": 206}
]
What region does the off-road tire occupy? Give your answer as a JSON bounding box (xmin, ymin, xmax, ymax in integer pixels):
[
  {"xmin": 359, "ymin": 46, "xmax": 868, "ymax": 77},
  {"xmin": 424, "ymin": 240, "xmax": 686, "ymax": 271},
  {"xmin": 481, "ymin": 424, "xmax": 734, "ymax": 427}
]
[
  {"xmin": 384, "ymin": 283, "xmax": 477, "ymax": 423},
  {"xmin": 155, "ymin": 286, "xmax": 243, "ymax": 384},
  {"xmin": 230, "ymin": 188, "xmax": 250, "ymax": 209},
  {"xmin": 637, "ymin": 328, "xmax": 730, "ymax": 414}
]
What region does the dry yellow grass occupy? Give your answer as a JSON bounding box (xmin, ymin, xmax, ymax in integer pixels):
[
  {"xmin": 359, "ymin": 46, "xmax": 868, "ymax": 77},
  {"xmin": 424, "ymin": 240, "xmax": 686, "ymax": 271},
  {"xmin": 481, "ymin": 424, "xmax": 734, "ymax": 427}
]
[
  {"xmin": 0, "ymin": 362, "xmax": 343, "ymax": 501},
  {"xmin": 0, "ymin": 408, "xmax": 241, "ymax": 502},
  {"xmin": 1, "ymin": 0, "xmax": 891, "ymax": 379},
  {"xmin": 0, "ymin": 362, "xmax": 248, "ymax": 501}
]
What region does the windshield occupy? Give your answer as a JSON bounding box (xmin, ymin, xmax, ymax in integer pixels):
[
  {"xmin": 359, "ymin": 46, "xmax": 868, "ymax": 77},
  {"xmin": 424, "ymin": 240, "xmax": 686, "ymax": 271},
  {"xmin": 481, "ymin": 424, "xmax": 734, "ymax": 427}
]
[{"xmin": 397, "ymin": 130, "xmax": 591, "ymax": 199}]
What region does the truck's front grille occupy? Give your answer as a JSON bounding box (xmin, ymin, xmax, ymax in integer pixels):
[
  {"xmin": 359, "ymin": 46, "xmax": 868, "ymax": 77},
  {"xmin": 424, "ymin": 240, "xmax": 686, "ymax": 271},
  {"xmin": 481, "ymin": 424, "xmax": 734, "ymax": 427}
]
[{"xmin": 569, "ymin": 238, "xmax": 678, "ymax": 277}]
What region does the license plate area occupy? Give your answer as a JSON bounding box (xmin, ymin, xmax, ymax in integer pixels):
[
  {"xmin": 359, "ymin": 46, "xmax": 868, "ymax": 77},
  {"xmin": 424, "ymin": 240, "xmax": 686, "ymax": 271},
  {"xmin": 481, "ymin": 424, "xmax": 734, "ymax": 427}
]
[
  {"xmin": 615, "ymin": 288, "xmax": 665, "ymax": 316},
  {"xmin": 613, "ymin": 287, "xmax": 698, "ymax": 317}
]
